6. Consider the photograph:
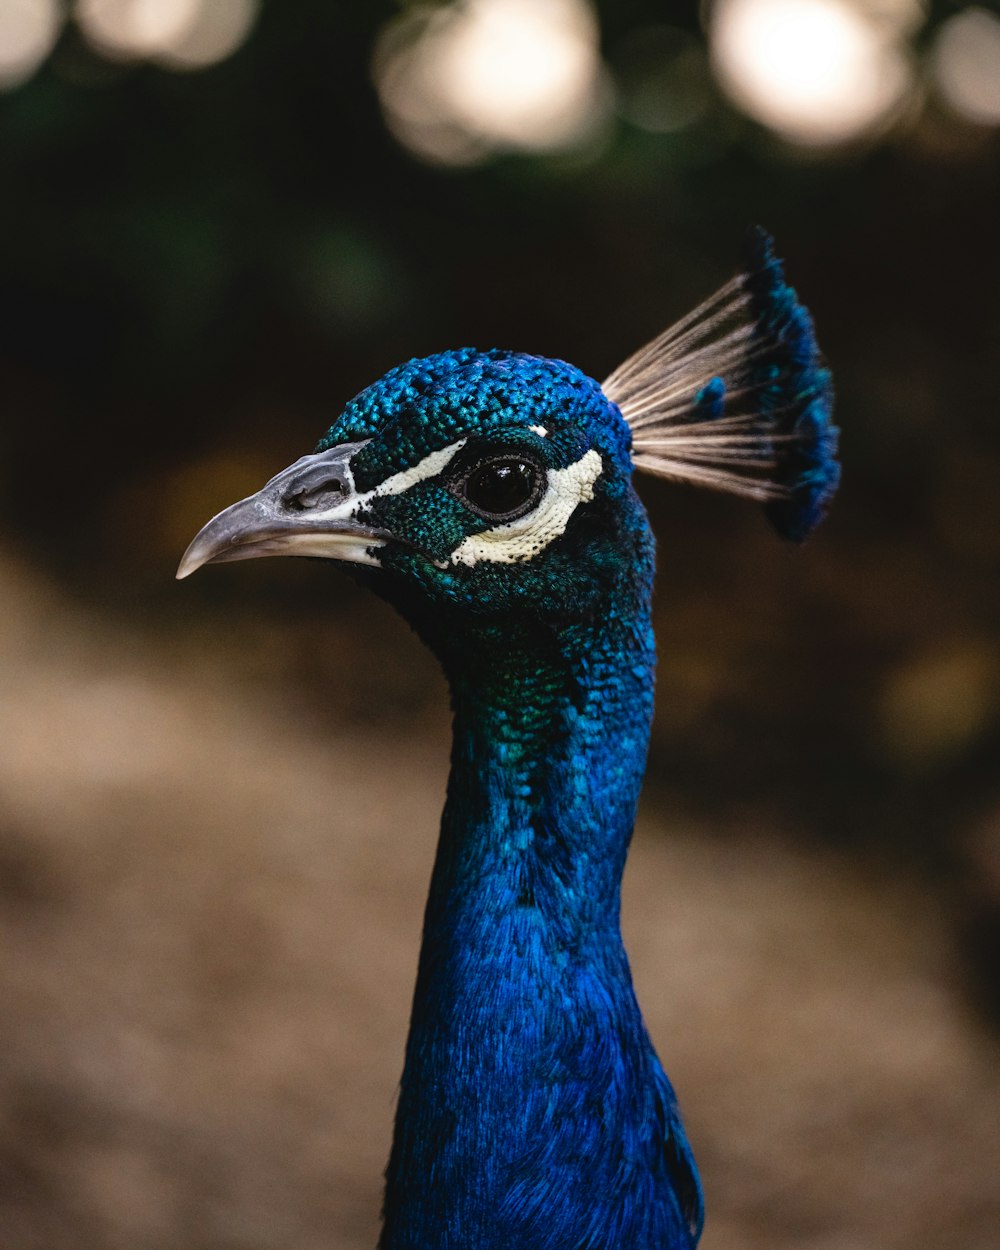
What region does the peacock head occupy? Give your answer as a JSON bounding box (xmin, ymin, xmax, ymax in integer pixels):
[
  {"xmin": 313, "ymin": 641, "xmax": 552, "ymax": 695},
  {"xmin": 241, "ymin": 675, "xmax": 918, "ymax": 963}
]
[
  {"xmin": 178, "ymin": 231, "xmax": 840, "ymax": 636},
  {"xmin": 179, "ymin": 348, "xmax": 646, "ymax": 631}
]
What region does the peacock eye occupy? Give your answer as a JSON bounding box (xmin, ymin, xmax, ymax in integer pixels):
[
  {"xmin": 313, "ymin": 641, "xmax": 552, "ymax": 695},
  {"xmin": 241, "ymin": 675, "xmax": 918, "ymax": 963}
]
[{"xmin": 460, "ymin": 457, "xmax": 543, "ymax": 521}]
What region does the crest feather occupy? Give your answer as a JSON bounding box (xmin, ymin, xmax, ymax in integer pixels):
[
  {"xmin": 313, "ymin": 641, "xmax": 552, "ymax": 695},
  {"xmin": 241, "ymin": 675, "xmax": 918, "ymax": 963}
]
[{"xmin": 603, "ymin": 228, "xmax": 840, "ymax": 541}]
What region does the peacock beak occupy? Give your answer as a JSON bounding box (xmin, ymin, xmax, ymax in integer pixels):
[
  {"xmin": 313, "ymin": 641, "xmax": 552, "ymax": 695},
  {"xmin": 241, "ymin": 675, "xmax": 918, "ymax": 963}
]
[{"xmin": 176, "ymin": 441, "xmax": 387, "ymax": 579}]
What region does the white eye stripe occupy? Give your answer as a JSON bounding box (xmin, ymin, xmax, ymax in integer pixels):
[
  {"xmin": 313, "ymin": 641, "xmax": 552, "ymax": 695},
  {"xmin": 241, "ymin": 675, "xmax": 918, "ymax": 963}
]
[
  {"xmin": 371, "ymin": 440, "xmax": 467, "ymax": 500},
  {"xmin": 295, "ymin": 440, "xmax": 469, "ymax": 525},
  {"xmin": 446, "ymin": 449, "xmax": 602, "ymax": 567}
]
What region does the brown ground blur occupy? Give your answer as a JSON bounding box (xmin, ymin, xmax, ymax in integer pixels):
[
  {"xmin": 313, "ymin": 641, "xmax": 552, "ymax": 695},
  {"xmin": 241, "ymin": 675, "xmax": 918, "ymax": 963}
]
[{"xmin": 2, "ymin": 542, "xmax": 998, "ymax": 1250}]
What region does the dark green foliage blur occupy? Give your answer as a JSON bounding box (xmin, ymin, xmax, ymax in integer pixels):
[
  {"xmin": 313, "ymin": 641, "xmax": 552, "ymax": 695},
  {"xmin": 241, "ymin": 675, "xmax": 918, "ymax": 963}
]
[{"xmin": 1, "ymin": 0, "xmax": 999, "ymax": 1013}]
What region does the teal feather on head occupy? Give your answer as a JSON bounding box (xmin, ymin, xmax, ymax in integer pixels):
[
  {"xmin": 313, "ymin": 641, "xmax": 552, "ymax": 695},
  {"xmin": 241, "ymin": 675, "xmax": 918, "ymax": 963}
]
[
  {"xmin": 176, "ymin": 231, "xmax": 837, "ymax": 1250},
  {"xmin": 693, "ymin": 376, "xmax": 727, "ymax": 421},
  {"xmin": 742, "ymin": 226, "xmax": 839, "ymax": 541}
]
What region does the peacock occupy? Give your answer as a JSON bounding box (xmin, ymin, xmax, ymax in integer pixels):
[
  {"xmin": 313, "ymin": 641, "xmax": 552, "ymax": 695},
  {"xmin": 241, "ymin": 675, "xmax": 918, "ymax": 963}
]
[{"xmin": 178, "ymin": 229, "xmax": 838, "ymax": 1250}]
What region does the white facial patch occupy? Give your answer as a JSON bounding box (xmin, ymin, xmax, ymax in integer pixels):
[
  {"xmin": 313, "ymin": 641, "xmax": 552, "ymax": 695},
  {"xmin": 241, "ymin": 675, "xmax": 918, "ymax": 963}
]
[{"xmin": 446, "ymin": 449, "xmax": 603, "ymax": 567}]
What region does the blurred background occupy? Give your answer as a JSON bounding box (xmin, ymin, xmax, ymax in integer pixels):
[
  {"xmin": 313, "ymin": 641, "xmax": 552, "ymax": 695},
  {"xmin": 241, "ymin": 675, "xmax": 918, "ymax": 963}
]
[{"xmin": 1, "ymin": 0, "xmax": 999, "ymax": 1246}]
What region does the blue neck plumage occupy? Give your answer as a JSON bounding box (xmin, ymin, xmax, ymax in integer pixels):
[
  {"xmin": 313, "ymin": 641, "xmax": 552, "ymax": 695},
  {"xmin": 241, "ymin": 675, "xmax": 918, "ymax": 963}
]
[
  {"xmin": 434, "ymin": 609, "xmax": 655, "ymax": 940},
  {"xmin": 379, "ymin": 511, "xmax": 702, "ymax": 1250}
]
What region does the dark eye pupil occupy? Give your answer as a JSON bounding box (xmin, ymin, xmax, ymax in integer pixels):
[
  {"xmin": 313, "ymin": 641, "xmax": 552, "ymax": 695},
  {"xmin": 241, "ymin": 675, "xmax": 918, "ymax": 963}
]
[{"xmin": 464, "ymin": 460, "xmax": 538, "ymax": 517}]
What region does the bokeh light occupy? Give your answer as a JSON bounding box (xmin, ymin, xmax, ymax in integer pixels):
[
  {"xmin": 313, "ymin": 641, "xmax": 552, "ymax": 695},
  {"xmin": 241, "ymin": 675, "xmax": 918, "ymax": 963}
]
[
  {"xmin": 151, "ymin": 0, "xmax": 257, "ymax": 71},
  {"xmin": 932, "ymin": 7, "xmax": 1000, "ymax": 128},
  {"xmin": 76, "ymin": 0, "xmax": 200, "ymax": 59},
  {"xmin": 75, "ymin": 0, "xmax": 257, "ymax": 70},
  {"xmin": 0, "ymin": 0, "xmax": 63, "ymax": 91},
  {"xmin": 709, "ymin": 0, "xmax": 915, "ymax": 146},
  {"xmin": 373, "ymin": 0, "xmax": 609, "ymax": 165}
]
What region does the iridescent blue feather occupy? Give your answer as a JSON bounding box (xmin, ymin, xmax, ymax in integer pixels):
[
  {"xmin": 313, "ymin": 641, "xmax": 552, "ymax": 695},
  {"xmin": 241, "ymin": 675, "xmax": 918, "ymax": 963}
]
[{"xmin": 742, "ymin": 227, "xmax": 839, "ymax": 540}]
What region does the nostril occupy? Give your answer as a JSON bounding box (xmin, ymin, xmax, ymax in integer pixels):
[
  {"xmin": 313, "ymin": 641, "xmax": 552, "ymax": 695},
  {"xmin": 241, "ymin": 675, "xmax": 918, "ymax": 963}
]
[{"xmin": 285, "ymin": 477, "xmax": 348, "ymax": 512}]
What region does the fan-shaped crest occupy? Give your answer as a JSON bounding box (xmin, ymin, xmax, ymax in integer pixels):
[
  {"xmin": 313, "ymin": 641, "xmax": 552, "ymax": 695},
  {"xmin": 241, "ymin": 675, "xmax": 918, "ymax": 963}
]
[{"xmin": 604, "ymin": 229, "xmax": 840, "ymax": 541}]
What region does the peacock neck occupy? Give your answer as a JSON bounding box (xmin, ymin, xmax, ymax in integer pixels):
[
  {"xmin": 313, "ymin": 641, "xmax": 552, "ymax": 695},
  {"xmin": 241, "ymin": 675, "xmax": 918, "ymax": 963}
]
[
  {"xmin": 430, "ymin": 610, "xmax": 656, "ymax": 944},
  {"xmin": 379, "ymin": 536, "xmax": 704, "ymax": 1249}
]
